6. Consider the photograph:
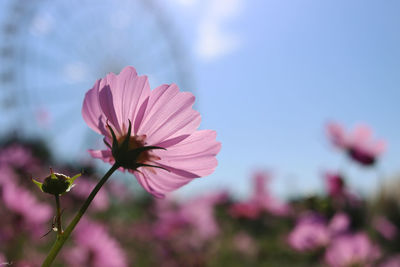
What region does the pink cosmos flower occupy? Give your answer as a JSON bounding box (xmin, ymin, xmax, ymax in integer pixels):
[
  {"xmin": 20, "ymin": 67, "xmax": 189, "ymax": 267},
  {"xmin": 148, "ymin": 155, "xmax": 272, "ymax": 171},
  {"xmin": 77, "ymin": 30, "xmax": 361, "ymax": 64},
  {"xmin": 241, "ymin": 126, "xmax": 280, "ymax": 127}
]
[
  {"xmin": 230, "ymin": 172, "xmax": 290, "ymax": 219},
  {"xmin": 153, "ymin": 192, "xmax": 226, "ymax": 246},
  {"xmin": 288, "ymin": 213, "xmax": 330, "ymax": 252},
  {"xmin": 328, "ymin": 213, "xmax": 350, "ymax": 236},
  {"xmin": 2, "ymin": 181, "xmax": 52, "ymax": 235},
  {"xmin": 179, "ymin": 192, "xmax": 227, "ymax": 242},
  {"xmin": 153, "ymin": 199, "xmax": 189, "ymax": 240},
  {"xmin": 0, "ymin": 165, "xmax": 51, "ymax": 237},
  {"xmin": 82, "ymin": 66, "xmax": 221, "ymax": 198},
  {"xmin": 324, "ymin": 232, "xmax": 381, "ymax": 267},
  {"xmin": 288, "ymin": 212, "xmax": 351, "ymax": 252},
  {"xmin": 323, "ymin": 171, "xmax": 361, "ymax": 208},
  {"xmin": 64, "ymin": 219, "xmax": 128, "ymax": 267},
  {"xmin": 373, "ymin": 216, "xmax": 398, "ymax": 241},
  {"xmin": 0, "ymin": 144, "xmax": 39, "ymax": 170},
  {"xmin": 325, "ymin": 172, "xmax": 345, "ymax": 198},
  {"xmin": 229, "ymin": 202, "xmax": 261, "ymax": 219},
  {"xmin": 252, "ymin": 172, "xmax": 290, "ymax": 216},
  {"xmin": 326, "ymin": 122, "xmax": 386, "ymax": 166}
]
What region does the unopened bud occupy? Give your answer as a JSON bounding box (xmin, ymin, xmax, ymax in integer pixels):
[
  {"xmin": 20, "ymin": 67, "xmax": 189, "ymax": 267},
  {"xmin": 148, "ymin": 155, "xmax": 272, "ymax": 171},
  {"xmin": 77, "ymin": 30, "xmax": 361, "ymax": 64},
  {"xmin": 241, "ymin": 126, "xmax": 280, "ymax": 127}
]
[{"xmin": 32, "ymin": 168, "xmax": 81, "ymax": 195}]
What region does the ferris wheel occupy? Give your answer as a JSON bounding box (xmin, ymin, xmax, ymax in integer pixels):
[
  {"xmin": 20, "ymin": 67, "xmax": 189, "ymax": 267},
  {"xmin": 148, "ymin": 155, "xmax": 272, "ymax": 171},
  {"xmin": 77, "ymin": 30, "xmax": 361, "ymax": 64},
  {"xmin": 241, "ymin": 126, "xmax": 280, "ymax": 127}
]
[{"xmin": 0, "ymin": 0, "xmax": 193, "ymax": 160}]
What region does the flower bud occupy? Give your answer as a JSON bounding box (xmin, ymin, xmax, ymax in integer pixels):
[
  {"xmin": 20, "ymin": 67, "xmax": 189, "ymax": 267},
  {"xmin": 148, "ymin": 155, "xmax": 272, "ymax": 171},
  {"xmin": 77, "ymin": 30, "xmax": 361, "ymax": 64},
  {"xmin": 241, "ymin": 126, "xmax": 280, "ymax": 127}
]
[{"xmin": 32, "ymin": 168, "xmax": 81, "ymax": 195}]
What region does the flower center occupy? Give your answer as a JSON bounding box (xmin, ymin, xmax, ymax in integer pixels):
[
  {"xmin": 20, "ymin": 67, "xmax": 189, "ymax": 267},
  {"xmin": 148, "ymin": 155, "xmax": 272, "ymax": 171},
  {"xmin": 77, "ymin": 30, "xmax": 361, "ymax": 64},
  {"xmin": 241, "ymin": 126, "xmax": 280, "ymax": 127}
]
[
  {"xmin": 348, "ymin": 147, "xmax": 375, "ymax": 166},
  {"xmin": 117, "ymin": 135, "xmax": 150, "ymax": 163}
]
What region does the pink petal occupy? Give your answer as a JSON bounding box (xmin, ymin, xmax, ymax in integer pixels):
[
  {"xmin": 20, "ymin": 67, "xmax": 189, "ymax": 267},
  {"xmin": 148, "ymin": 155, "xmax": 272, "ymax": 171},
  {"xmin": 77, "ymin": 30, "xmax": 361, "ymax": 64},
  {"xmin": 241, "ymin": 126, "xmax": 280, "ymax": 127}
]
[
  {"xmin": 253, "ymin": 172, "xmax": 270, "ymax": 199},
  {"xmin": 115, "ymin": 67, "xmax": 151, "ymax": 133},
  {"xmin": 326, "ymin": 122, "xmax": 347, "ymax": 148},
  {"xmin": 371, "ymin": 140, "xmax": 386, "ymax": 155},
  {"xmin": 134, "ymin": 168, "xmax": 194, "ymax": 198},
  {"xmin": 352, "ymin": 124, "xmax": 372, "ymax": 143},
  {"xmin": 156, "ymin": 134, "xmax": 191, "ymax": 148},
  {"xmin": 155, "ymin": 130, "xmax": 221, "ymax": 177},
  {"xmin": 89, "ymin": 149, "xmax": 114, "ymax": 164},
  {"xmin": 95, "ymin": 66, "xmax": 151, "ymax": 137},
  {"xmin": 82, "ymin": 79, "xmax": 105, "ymax": 135},
  {"xmin": 137, "ymin": 84, "xmax": 201, "ymax": 145},
  {"xmin": 98, "ymin": 73, "xmax": 122, "ymax": 135}
]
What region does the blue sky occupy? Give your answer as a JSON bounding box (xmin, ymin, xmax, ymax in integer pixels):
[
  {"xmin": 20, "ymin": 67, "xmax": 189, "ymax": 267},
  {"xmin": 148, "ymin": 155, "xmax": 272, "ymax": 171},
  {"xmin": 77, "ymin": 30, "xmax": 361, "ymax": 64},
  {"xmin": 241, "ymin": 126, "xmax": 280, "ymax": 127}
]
[
  {"xmin": 165, "ymin": 0, "xmax": 400, "ymax": 198},
  {"xmin": 1, "ymin": 0, "xmax": 399, "ymax": 199}
]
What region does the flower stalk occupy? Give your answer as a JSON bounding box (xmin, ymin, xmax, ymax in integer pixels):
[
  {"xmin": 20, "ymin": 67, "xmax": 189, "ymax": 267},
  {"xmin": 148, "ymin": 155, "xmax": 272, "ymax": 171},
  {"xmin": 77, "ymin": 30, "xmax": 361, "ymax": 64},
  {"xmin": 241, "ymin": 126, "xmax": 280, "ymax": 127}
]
[
  {"xmin": 54, "ymin": 194, "xmax": 62, "ymax": 236},
  {"xmin": 41, "ymin": 163, "xmax": 119, "ymax": 267}
]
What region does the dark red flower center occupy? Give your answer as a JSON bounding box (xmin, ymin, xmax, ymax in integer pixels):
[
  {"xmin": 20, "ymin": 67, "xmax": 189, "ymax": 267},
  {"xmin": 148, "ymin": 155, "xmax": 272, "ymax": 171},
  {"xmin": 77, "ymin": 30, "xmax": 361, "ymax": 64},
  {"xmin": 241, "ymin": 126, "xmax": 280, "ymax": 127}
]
[{"xmin": 117, "ymin": 135, "xmax": 150, "ymax": 163}]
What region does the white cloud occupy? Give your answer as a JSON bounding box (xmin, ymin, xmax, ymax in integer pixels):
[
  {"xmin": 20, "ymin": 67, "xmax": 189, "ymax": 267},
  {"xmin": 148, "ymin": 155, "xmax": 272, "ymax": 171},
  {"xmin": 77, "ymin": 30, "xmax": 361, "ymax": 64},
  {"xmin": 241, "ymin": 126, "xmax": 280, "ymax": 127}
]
[
  {"xmin": 196, "ymin": 20, "xmax": 241, "ymax": 61},
  {"xmin": 63, "ymin": 61, "xmax": 88, "ymax": 84},
  {"xmin": 170, "ymin": 0, "xmax": 244, "ymax": 62},
  {"xmin": 29, "ymin": 12, "xmax": 54, "ymax": 36},
  {"xmin": 196, "ymin": 0, "xmax": 243, "ymax": 61}
]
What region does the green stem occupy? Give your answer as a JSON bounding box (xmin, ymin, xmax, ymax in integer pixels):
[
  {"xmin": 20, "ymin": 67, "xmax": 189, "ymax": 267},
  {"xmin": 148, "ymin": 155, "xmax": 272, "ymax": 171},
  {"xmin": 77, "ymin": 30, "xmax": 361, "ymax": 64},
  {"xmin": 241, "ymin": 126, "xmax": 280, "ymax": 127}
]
[
  {"xmin": 42, "ymin": 163, "xmax": 119, "ymax": 267},
  {"xmin": 54, "ymin": 194, "xmax": 63, "ymax": 236}
]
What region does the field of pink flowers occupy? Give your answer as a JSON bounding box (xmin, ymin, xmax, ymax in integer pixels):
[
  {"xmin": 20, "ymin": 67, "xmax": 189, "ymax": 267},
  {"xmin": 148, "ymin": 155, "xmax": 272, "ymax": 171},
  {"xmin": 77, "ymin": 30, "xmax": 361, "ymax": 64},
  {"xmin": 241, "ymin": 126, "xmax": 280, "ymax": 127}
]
[{"xmin": 0, "ymin": 120, "xmax": 399, "ymax": 266}]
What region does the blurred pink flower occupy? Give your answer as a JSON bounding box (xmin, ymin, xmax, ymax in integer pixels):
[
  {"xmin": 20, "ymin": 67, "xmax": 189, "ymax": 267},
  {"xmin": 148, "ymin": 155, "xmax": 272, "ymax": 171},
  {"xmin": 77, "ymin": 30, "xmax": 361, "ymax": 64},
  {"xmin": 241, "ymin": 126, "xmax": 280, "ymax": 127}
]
[
  {"xmin": 230, "ymin": 172, "xmax": 290, "ymax": 219},
  {"xmin": 82, "ymin": 66, "xmax": 221, "ymax": 198},
  {"xmin": 326, "ymin": 122, "xmax": 386, "ymax": 166},
  {"xmin": 0, "ymin": 144, "xmax": 38, "ymax": 170},
  {"xmin": 373, "ymin": 216, "xmax": 398, "ymax": 241},
  {"xmin": 229, "ymin": 202, "xmax": 261, "ymax": 219},
  {"xmin": 153, "ymin": 200, "xmax": 188, "ymax": 240},
  {"xmin": 324, "ymin": 232, "xmax": 380, "ymax": 267},
  {"xmin": 64, "ymin": 219, "xmax": 128, "ymax": 267},
  {"xmin": 325, "ymin": 172, "xmax": 345, "ymax": 198},
  {"xmin": 0, "ymin": 166, "xmax": 51, "ymax": 237},
  {"xmin": 380, "ymin": 254, "xmax": 400, "ymax": 267},
  {"xmin": 106, "ymin": 180, "xmax": 132, "ymax": 202},
  {"xmin": 71, "ymin": 178, "xmax": 109, "ymax": 211},
  {"xmin": 324, "ymin": 172, "xmax": 361, "ymax": 208},
  {"xmin": 288, "ymin": 213, "xmax": 330, "ymax": 252},
  {"xmin": 2, "ymin": 182, "xmax": 52, "ymax": 234},
  {"xmin": 252, "ymin": 172, "xmax": 291, "ymax": 216},
  {"xmin": 288, "ymin": 212, "xmax": 351, "ymax": 252},
  {"xmin": 328, "ymin": 213, "xmax": 350, "ymax": 236},
  {"xmin": 233, "ymin": 232, "xmax": 258, "ymax": 256},
  {"xmin": 180, "ymin": 192, "xmax": 226, "ymax": 242},
  {"xmin": 154, "ymin": 192, "xmax": 226, "ymax": 245}
]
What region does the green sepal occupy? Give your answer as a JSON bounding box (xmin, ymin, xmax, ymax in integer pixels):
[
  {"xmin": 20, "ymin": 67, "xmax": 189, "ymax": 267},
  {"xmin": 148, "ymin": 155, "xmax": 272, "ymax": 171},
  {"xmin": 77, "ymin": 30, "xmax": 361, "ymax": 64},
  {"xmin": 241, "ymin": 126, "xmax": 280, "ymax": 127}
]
[
  {"xmin": 103, "ymin": 138, "xmax": 112, "ymax": 149},
  {"xmin": 32, "ymin": 178, "xmax": 44, "ymax": 192},
  {"xmin": 70, "ymin": 173, "xmax": 81, "ymax": 184},
  {"xmin": 107, "ymin": 121, "xmax": 119, "ymax": 153},
  {"xmin": 120, "ymin": 120, "xmax": 132, "ymax": 151}
]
